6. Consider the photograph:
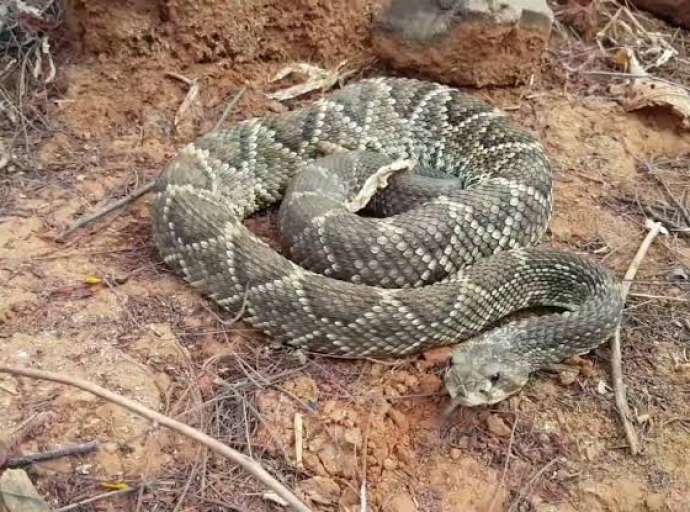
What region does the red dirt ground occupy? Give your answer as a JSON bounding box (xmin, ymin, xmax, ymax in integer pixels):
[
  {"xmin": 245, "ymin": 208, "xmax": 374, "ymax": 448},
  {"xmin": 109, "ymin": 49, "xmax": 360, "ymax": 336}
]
[{"xmin": 1, "ymin": 1, "xmax": 689, "ymax": 511}]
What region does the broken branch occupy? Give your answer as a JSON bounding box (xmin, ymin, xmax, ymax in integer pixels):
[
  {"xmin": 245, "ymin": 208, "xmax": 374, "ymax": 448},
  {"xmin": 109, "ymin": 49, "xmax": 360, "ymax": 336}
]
[{"xmin": 0, "ymin": 366, "xmax": 313, "ymax": 512}]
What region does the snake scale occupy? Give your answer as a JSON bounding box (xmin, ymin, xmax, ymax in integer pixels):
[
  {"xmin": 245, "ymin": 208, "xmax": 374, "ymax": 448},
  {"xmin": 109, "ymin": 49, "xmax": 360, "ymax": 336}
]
[{"xmin": 152, "ymin": 77, "xmax": 624, "ymax": 406}]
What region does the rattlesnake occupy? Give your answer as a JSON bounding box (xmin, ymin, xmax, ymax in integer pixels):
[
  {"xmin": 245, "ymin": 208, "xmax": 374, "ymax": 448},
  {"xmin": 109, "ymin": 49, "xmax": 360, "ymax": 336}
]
[{"xmin": 151, "ymin": 77, "xmax": 624, "ymax": 407}]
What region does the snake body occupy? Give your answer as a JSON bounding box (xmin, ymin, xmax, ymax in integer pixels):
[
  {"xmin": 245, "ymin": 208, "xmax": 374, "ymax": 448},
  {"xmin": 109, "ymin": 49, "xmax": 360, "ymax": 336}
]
[{"xmin": 152, "ymin": 77, "xmax": 624, "ymax": 405}]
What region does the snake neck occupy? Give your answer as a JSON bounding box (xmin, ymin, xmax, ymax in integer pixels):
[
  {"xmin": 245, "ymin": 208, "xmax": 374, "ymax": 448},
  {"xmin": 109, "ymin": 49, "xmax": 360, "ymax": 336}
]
[{"xmin": 474, "ymin": 291, "xmax": 623, "ymax": 371}]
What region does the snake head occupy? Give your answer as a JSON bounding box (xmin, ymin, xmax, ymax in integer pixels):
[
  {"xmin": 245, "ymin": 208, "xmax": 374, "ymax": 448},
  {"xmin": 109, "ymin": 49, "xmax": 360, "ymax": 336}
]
[{"xmin": 443, "ymin": 336, "xmax": 531, "ymax": 410}]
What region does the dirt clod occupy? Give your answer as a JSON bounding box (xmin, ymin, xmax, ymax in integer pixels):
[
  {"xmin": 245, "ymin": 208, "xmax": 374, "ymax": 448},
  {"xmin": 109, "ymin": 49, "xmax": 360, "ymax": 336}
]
[
  {"xmin": 298, "ymin": 476, "xmax": 341, "ymax": 505},
  {"xmin": 386, "ymin": 493, "xmax": 416, "ymax": 512},
  {"xmin": 486, "ymin": 414, "xmax": 514, "ymax": 438}
]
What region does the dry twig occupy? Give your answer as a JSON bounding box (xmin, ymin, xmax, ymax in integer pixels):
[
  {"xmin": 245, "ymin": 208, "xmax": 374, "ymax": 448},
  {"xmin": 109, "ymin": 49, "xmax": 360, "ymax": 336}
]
[
  {"xmin": 58, "ymin": 180, "xmax": 156, "ymax": 241},
  {"xmin": 612, "ymin": 219, "xmax": 666, "ymax": 455},
  {"xmin": 58, "ymin": 79, "xmax": 248, "ymax": 241},
  {"xmin": 294, "ymin": 413, "xmax": 304, "ymax": 469},
  {"xmin": 55, "ymin": 487, "xmax": 138, "ymax": 512},
  {"xmin": 214, "ymin": 87, "xmax": 247, "ymax": 132},
  {"xmin": 489, "ymin": 412, "xmax": 518, "ymax": 512},
  {"xmin": 0, "ymin": 365, "xmax": 313, "ymax": 512},
  {"xmin": 165, "ymin": 71, "xmax": 200, "ymax": 128},
  {"xmin": 3, "ymin": 440, "xmax": 99, "ymax": 469}
]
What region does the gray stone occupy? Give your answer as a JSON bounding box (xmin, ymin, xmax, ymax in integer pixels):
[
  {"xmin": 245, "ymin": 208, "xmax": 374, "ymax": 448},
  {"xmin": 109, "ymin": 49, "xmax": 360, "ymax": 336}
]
[
  {"xmin": 372, "ymin": 0, "xmax": 554, "ymax": 87},
  {"xmin": 0, "ymin": 470, "xmax": 52, "ymax": 512}
]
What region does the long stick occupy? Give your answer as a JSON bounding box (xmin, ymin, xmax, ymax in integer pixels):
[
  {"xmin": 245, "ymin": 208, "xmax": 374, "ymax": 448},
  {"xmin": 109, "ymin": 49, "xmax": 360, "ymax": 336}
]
[
  {"xmin": 612, "ymin": 220, "xmax": 664, "ymax": 455},
  {"xmin": 0, "ymin": 366, "xmax": 312, "ymax": 512}
]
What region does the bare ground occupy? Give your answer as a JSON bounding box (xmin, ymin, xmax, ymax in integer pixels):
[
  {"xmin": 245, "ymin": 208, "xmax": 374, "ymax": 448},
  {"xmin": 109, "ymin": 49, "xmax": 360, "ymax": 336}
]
[{"xmin": 1, "ymin": 1, "xmax": 689, "ymax": 511}]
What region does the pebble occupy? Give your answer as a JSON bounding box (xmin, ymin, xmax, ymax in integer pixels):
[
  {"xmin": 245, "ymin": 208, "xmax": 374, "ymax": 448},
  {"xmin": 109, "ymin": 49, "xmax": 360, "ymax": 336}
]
[
  {"xmin": 486, "ymin": 414, "xmax": 513, "ymax": 437},
  {"xmin": 645, "ymin": 493, "xmax": 665, "ymax": 512},
  {"xmin": 559, "ymin": 370, "xmax": 578, "ymax": 386},
  {"xmin": 387, "ymin": 493, "xmax": 416, "ymax": 512}
]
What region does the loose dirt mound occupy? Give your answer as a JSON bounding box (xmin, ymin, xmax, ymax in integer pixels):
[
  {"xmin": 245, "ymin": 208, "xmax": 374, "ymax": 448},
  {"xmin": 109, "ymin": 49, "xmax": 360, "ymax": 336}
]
[{"xmin": 1, "ymin": 1, "xmax": 689, "ymax": 511}]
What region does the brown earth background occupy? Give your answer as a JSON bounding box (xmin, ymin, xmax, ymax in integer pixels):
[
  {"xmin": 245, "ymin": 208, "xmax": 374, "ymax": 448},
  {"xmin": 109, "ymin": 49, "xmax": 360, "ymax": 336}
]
[{"xmin": 1, "ymin": 1, "xmax": 689, "ymax": 511}]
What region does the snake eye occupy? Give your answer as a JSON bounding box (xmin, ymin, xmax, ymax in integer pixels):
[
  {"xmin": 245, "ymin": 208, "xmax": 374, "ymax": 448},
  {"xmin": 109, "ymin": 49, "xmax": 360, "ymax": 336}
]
[{"xmin": 489, "ymin": 372, "xmax": 501, "ymax": 384}]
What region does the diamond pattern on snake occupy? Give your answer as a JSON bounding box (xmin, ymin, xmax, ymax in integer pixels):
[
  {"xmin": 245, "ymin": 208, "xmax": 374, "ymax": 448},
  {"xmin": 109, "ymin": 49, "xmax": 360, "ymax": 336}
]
[{"xmin": 151, "ymin": 77, "xmax": 624, "ymax": 407}]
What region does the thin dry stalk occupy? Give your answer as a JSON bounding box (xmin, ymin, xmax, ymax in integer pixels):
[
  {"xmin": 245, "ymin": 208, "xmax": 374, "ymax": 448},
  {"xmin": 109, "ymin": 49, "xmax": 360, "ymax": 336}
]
[
  {"xmin": 0, "ymin": 365, "xmax": 313, "ymax": 512},
  {"xmin": 58, "ymin": 180, "xmax": 156, "ymax": 241},
  {"xmin": 55, "ymin": 487, "xmax": 138, "ymax": 512},
  {"xmin": 612, "ymin": 220, "xmax": 666, "ymax": 455},
  {"xmin": 3, "ymin": 440, "xmax": 99, "ymax": 469},
  {"xmin": 489, "ymin": 412, "xmax": 518, "ymax": 512},
  {"xmin": 214, "ymin": 87, "xmax": 247, "ymax": 132},
  {"xmin": 294, "ymin": 413, "xmax": 304, "ymax": 469}
]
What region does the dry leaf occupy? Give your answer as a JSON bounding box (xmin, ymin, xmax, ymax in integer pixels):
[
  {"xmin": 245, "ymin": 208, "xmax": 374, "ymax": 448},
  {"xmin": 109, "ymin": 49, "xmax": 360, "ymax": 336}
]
[
  {"xmin": 624, "ymin": 79, "xmax": 690, "ymax": 129},
  {"xmin": 174, "ymin": 79, "xmax": 200, "ymax": 127},
  {"xmin": 0, "ymin": 469, "xmax": 51, "ymax": 512},
  {"xmin": 268, "ymin": 61, "xmax": 354, "ymax": 101},
  {"xmin": 610, "ymin": 48, "xmax": 690, "ymax": 129}
]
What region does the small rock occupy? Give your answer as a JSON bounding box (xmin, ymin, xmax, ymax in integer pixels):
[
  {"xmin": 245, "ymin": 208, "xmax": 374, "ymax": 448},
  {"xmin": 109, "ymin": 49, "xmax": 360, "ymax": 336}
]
[
  {"xmin": 563, "ymin": 355, "xmax": 595, "ymax": 378},
  {"xmin": 339, "ymin": 485, "xmax": 360, "ymax": 508},
  {"xmin": 383, "ymin": 457, "xmax": 398, "ymax": 470},
  {"xmin": 596, "ymin": 380, "xmax": 609, "ymax": 395},
  {"xmin": 394, "ymin": 444, "xmax": 414, "ymax": 464},
  {"xmin": 559, "ymin": 370, "xmax": 578, "ymax": 386},
  {"xmin": 298, "ymin": 476, "xmax": 341, "ymax": 505},
  {"xmin": 486, "ymin": 414, "xmax": 513, "ymax": 437},
  {"xmin": 317, "ymin": 444, "xmax": 340, "ymax": 476},
  {"xmin": 450, "ymin": 448, "xmax": 462, "ymax": 460},
  {"xmin": 417, "ymin": 373, "xmax": 443, "ymax": 394},
  {"xmin": 369, "ymin": 363, "xmax": 386, "ymax": 378},
  {"xmin": 0, "ymin": 469, "xmax": 51, "ymax": 512},
  {"xmin": 420, "ymin": 346, "xmax": 454, "ymax": 367},
  {"xmin": 387, "ymin": 493, "xmax": 417, "ymax": 512},
  {"xmin": 372, "ymin": 0, "xmax": 554, "ymax": 87},
  {"xmin": 372, "ymin": 398, "xmax": 392, "ymax": 419},
  {"xmin": 644, "ymin": 493, "xmax": 665, "ymax": 512},
  {"xmin": 402, "ymin": 373, "xmax": 419, "ymax": 389},
  {"xmin": 323, "ymin": 401, "xmax": 347, "ymax": 422},
  {"xmin": 584, "ymin": 444, "xmax": 599, "ymax": 461},
  {"xmin": 579, "ymin": 360, "xmax": 595, "ymax": 378},
  {"xmin": 343, "ymin": 427, "xmax": 362, "ymax": 448},
  {"xmin": 302, "ymin": 452, "xmax": 326, "ymax": 475},
  {"xmin": 387, "ymin": 408, "xmax": 409, "ymax": 430},
  {"xmin": 384, "ymin": 384, "xmax": 401, "ymax": 398}
]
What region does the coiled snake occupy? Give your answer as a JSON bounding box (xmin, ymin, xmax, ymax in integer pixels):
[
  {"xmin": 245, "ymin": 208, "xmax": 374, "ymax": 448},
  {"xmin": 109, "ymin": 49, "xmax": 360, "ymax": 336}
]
[{"xmin": 152, "ymin": 77, "xmax": 624, "ymax": 407}]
